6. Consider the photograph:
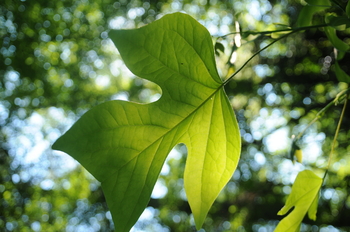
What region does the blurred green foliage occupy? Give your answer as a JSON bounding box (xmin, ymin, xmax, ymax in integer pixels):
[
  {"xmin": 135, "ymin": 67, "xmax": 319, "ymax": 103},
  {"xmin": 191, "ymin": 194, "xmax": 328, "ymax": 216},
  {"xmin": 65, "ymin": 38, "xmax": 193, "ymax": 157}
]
[{"xmin": 1, "ymin": 0, "xmax": 349, "ymax": 231}]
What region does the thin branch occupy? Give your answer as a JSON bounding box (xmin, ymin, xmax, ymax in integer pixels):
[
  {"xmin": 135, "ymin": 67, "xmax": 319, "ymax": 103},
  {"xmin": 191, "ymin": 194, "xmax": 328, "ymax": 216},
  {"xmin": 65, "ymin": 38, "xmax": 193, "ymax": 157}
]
[
  {"xmin": 220, "ymin": 23, "xmax": 332, "ymax": 87},
  {"xmin": 294, "ymin": 88, "xmax": 350, "ymax": 141},
  {"xmin": 218, "ymin": 24, "xmax": 329, "ymax": 39},
  {"xmin": 323, "ymin": 94, "xmax": 348, "ymax": 180},
  {"xmin": 222, "ymin": 30, "xmax": 296, "ymax": 86}
]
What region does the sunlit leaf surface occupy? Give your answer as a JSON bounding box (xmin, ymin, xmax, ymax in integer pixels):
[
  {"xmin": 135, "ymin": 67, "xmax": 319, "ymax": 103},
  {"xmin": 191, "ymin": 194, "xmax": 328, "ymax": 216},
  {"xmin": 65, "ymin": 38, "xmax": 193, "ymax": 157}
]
[
  {"xmin": 275, "ymin": 170, "xmax": 323, "ymax": 232},
  {"xmin": 53, "ymin": 13, "xmax": 241, "ymax": 231}
]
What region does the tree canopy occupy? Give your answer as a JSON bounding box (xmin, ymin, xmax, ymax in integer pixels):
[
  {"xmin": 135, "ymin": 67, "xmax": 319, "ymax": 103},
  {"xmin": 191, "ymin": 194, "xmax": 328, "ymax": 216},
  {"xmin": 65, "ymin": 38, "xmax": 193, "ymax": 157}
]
[{"xmin": 1, "ymin": 0, "xmax": 349, "ymax": 231}]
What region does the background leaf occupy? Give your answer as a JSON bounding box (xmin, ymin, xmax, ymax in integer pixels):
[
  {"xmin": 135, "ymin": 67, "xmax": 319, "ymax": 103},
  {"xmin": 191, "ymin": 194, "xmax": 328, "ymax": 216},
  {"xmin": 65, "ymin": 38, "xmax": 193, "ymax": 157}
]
[
  {"xmin": 52, "ymin": 12, "xmax": 241, "ymax": 231},
  {"xmin": 324, "ymin": 26, "xmax": 350, "ymax": 51},
  {"xmin": 325, "ymin": 13, "xmax": 350, "ymax": 31},
  {"xmin": 296, "ymin": 0, "xmax": 331, "ymax": 27},
  {"xmin": 215, "ymin": 42, "xmax": 225, "ymax": 56},
  {"xmin": 275, "ymin": 170, "xmax": 323, "ymax": 232},
  {"xmin": 334, "ymin": 61, "xmax": 350, "ymax": 83},
  {"xmin": 324, "ymin": 13, "xmax": 350, "ymax": 52},
  {"xmin": 346, "ymin": 0, "xmax": 350, "ymax": 17}
]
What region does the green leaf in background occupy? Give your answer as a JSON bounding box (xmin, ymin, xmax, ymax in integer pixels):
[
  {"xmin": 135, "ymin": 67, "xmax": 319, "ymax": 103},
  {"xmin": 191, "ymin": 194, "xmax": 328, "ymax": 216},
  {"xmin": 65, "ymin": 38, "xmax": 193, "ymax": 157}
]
[
  {"xmin": 296, "ymin": 0, "xmax": 331, "ymax": 27},
  {"xmin": 324, "ymin": 13, "xmax": 350, "ymax": 52},
  {"xmin": 325, "ymin": 13, "xmax": 350, "ymax": 30},
  {"xmin": 346, "ymin": 0, "xmax": 350, "ymax": 17},
  {"xmin": 52, "ymin": 13, "xmax": 241, "ymax": 231},
  {"xmin": 324, "ymin": 26, "xmax": 350, "ymax": 51},
  {"xmin": 215, "ymin": 42, "xmax": 225, "ymax": 56},
  {"xmin": 334, "ymin": 61, "xmax": 350, "ymax": 83},
  {"xmin": 275, "ymin": 170, "xmax": 322, "ymax": 232}
]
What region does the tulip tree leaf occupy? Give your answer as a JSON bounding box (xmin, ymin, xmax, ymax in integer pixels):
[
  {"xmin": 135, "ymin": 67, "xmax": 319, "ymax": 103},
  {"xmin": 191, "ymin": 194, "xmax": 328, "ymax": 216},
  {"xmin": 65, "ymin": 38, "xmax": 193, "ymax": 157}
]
[
  {"xmin": 275, "ymin": 170, "xmax": 323, "ymax": 232},
  {"xmin": 52, "ymin": 13, "xmax": 241, "ymax": 232}
]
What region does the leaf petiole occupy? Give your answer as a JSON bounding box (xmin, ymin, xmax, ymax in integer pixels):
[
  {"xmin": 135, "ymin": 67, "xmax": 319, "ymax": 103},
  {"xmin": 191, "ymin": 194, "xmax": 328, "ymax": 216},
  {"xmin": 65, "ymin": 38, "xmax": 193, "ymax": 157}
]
[
  {"xmin": 324, "ymin": 93, "xmax": 348, "ymax": 179},
  {"xmin": 219, "ymin": 24, "xmax": 328, "ymax": 39},
  {"xmin": 222, "ymin": 30, "xmax": 296, "ymax": 86},
  {"xmin": 294, "ymin": 88, "xmax": 350, "ymax": 141},
  {"xmin": 222, "ymin": 23, "xmax": 333, "ymax": 86}
]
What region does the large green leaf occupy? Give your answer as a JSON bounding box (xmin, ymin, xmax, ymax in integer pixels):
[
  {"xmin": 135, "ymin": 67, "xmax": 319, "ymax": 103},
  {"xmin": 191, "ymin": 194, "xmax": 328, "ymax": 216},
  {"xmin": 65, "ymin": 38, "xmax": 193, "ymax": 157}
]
[
  {"xmin": 275, "ymin": 170, "xmax": 322, "ymax": 232},
  {"xmin": 52, "ymin": 13, "xmax": 241, "ymax": 231}
]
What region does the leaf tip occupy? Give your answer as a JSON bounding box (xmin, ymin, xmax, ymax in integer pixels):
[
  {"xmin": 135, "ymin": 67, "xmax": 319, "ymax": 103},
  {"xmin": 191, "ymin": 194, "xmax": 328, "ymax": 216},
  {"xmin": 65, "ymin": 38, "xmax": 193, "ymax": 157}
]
[{"xmin": 277, "ymin": 206, "xmax": 288, "ymax": 216}]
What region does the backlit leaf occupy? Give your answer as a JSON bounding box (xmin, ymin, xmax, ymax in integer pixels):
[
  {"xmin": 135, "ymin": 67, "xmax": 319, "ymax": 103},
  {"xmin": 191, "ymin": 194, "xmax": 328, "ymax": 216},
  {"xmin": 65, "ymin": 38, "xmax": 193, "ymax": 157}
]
[
  {"xmin": 275, "ymin": 170, "xmax": 322, "ymax": 232},
  {"xmin": 52, "ymin": 13, "xmax": 241, "ymax": 231}
]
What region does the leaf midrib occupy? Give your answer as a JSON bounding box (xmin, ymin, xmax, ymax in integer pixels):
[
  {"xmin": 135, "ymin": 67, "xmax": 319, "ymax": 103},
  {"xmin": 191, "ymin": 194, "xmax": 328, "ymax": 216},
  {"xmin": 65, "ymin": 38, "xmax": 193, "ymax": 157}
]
[
  {"xmin": 107, "ymin": 85, "xmax": 225, "ymax": 230},
  {"xmin": 102, "ymin": 84, "xmax": 222, "ymax": 174},
  {"xmin": 136, "ymin": 26, "xmax": 221, "ymax": 89}
]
